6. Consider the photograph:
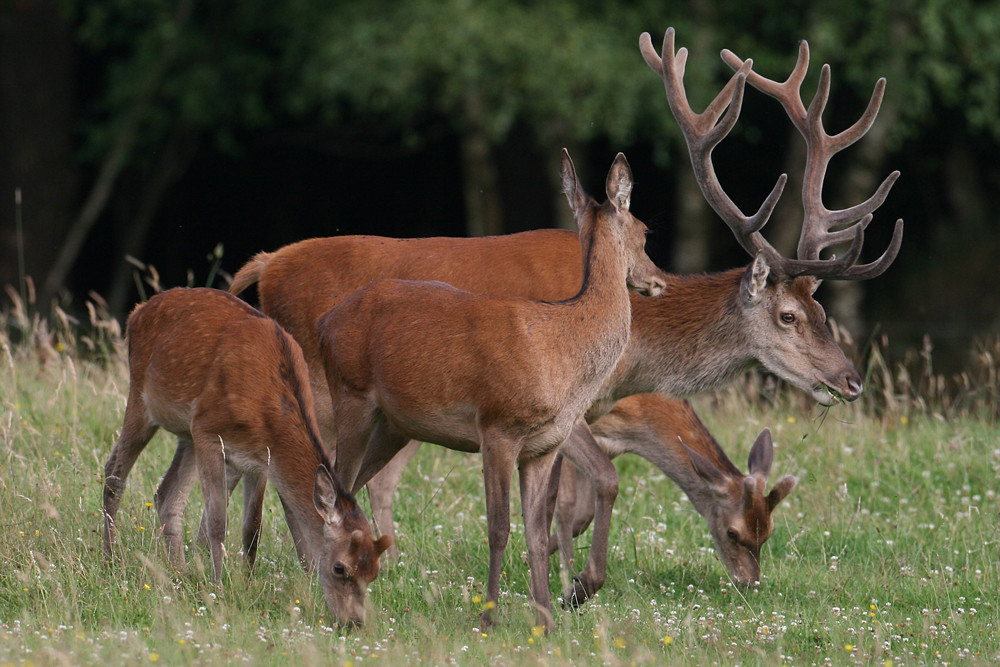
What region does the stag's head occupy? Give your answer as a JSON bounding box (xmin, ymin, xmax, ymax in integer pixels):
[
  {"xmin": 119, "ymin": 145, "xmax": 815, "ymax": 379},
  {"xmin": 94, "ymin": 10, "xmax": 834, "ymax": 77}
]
[
  {"xmin": 560, "ymin": 149, "xmax": 668, "ymax": 298},
  {"xmin": 686, "ymin": 429, "xmax": 797, "ymax": 588},
  {"xmin": 640, "ymin": 28, "xmax": 904, "ymax": 404},
  {"xmin": 312, "ymin": 465, "xmax": 393, "ymax": 628},
  {"xmin": 739, "ymin": 254, "xmax": 863, "ymax": 404}
]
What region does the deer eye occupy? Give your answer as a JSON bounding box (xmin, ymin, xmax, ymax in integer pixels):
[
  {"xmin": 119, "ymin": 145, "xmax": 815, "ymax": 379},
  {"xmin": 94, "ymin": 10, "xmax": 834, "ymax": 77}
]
[
  {"xmin": 726, "ymin": 529, "xmax": 739, "ymax": 542},
  {"xmin": 333, "ymin": 562, "xmax": 346, "ymax": 577},
  {"xmin": 780, "ymin": 312, "xmax": 796, "ymax": 325}
]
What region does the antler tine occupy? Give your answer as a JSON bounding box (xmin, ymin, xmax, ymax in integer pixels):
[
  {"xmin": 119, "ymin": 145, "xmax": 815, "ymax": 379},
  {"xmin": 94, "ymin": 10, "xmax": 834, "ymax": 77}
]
[
  {"xmin": 797, "ymin": 169, "xmax": 899, "ymax": 259},
  {"xmin": 722, "ymin": 39, "xmax": 903, "ymax": 280},
  {"xmin": 837, "ymin": 217, "xmax": 904, "ymax": 280},
  {"xmin": 641, "ymin": 28, "xmax": 788, "ymax": 261}
]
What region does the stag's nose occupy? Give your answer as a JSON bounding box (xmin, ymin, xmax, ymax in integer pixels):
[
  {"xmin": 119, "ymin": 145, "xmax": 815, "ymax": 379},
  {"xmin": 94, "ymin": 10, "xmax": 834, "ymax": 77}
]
[{"xmin": 843, "ymin": 374, "xmax": 864, "ymax": 401}]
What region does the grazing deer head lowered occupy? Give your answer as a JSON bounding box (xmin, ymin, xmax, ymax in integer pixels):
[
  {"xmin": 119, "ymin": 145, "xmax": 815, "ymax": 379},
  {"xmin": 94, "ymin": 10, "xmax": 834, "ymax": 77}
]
[
  {"xmin": 566, "ymin": 394, "xmax": 796, "ymax": 588},
  {"xmin": 101, "ymin": 288, "xmax": 390, "ymax": 628}
]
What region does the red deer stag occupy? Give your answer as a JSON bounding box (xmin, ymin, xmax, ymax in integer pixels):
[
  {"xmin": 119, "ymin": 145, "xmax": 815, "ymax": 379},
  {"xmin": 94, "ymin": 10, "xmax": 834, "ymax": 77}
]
[
  {"xmin": 362, "ymin": 25, "xmax": 904, "ymax": 601},
  {"xmin": 186, "ymin": 27, "xmax": 902, "ymax": 610},
  {"xmin": 552, "ymin": 393, "xmax": 796, "ymax": 587},
  {"xmin": 316, "ymin": 150, "xmax": 653, "ymax": 632},
  {"xmin": 101, "ymin": 288, "xmax": 391, "ymax": 628}
]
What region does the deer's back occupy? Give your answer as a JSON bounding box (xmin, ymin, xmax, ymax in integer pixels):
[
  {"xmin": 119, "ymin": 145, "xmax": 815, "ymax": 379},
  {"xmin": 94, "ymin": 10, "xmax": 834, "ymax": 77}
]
[
  {"xmin": 257, "ymin": 231, "xmax": 586, "ymax": 361},
  {"xmin": 126, "ymin": 288, "xmax": 315, "ymax": 443},
  {"xmin": 319, "ymin": 278, "xmax": 588, "ymax": 450}
]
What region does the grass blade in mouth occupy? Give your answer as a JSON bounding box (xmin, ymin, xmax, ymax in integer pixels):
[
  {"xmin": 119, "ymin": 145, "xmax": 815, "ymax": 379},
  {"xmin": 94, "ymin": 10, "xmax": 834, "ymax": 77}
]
[{"xmin": 821, "ymin": 383, "xmax": 845, "ymax": 403}]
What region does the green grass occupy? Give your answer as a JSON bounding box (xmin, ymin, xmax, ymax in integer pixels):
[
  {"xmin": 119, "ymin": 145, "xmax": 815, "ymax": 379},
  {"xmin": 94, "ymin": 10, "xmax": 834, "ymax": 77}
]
[{"xmin": 1, "ymin": 322, "xmax": 998, "ymax": 665}]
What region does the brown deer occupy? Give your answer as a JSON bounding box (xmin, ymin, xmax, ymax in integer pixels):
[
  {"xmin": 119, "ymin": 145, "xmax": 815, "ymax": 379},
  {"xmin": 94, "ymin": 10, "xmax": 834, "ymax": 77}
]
[
  {"xmin": 316, "ymin": 150, "xmax": 654, "ymax": 632},
  {"xmin": 552, "ymin": 393, "xmax": 796, "ymax": 587},
  {"xmin": 101, "ymin": 287, "xmax": 391, "ymax": 628},
  {"xmin": 186, "ymin": 27, "xmax": 902, "ymax": 609},
  {"xmin": 362, "ymin": 27, "xmax": 903, "ymax": 603}
]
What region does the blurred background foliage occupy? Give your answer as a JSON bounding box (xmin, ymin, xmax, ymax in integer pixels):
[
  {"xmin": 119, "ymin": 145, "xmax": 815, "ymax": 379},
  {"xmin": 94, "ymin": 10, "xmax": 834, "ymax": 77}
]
[{"xmin": 1, "ymin": 0, "xmax": 998, "ymax": 376}]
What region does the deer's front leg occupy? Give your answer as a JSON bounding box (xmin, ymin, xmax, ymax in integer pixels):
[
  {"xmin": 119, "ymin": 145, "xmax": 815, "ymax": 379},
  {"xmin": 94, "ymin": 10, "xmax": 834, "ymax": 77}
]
[
  {"xmin": 519, "ymin": 448, "xmax": 560, "ymax": 634},
  {"xmin": 366, "ymin": 439, "xmax": 422, "ymax": 560},
  {"xmin": 240, "ymin": 472, "xmax": 267, "ymax": 570},
  {"xmin": 557, "ymin": 419, "xmax": 618, "ymax": 608},
  {"xmin": 155, "ymin": 436, "xmax": 199, "ymax": 567},
  {"xmin": 193, "ymin": 429, "xmax": 229, "ymax": 583},
  {"xmin": 330, "ymin": 393, "xmax": 381, "ymax": 492}
]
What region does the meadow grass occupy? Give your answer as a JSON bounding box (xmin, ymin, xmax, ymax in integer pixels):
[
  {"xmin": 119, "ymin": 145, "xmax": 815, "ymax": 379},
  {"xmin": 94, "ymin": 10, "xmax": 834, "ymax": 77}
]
[{"xmin": 0, "ymin": 306, "xmax": 997, "ymax": 666}]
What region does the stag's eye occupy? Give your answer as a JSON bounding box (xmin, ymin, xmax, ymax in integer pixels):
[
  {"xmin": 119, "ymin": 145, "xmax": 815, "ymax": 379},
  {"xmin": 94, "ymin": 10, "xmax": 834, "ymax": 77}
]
[
  {"xmin": 779, "ymin": 312, "xmax": 796, "ymax": 325},
  {"xmin": 333, "ymin": 562, "xmax": 346, "ymax": 577},
  {"xmin": 726, "ymin": 529, "xmax": 739, "ymax": 542}
]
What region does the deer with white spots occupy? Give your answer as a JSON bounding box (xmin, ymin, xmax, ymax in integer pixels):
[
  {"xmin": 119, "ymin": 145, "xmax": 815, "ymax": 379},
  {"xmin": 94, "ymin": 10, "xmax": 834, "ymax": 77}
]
[{"xmin": 101, "ymin": 287, "xmax": 391, "ymax": 628}]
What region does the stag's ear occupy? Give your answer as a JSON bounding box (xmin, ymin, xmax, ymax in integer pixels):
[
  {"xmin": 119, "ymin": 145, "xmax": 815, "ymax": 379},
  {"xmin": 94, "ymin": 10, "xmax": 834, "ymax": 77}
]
[
  {"xmin": 741, "ymin": 253, "xmax": 772, "ymax": 303},
  {"xmin": 767, "ymin": 475, "xmax": 798, "ymax": 512},
  {"xmin": 605, "ymin": 152, "xmax": 633, "ymax": 213},
  {"xmin": 560, "ymin": 148, "xmax": 589, "ymax": 221},
  {"xmin": 314, "ymin": 464, "xmax": 343, "ymax": 526},
  {"xmin": 747, "ymin": 428, "xmax": 774, "ymax": 478}
]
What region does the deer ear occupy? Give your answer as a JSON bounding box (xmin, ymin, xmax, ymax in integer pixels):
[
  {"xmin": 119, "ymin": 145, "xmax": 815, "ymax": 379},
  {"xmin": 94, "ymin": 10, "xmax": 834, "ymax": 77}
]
[
  {"xmin": 767, "ymin": 474, "xmax": 798, "ymax": 512},
  {"xmin": 741, "ymin": 254, "xmax": 771, "ymax": 303},
  {"xmin": 605, "ymin": 152, "xmax": 633, "ymax": 213},
  {"xmin": 313, "ymin": 464, "xmax": 343, "ymax": 525},
  {"xmin": 374, "ymin": 534, "xmax": 394, "ymax": 557},
  {"xmin": 742, "ymin": 475, "xmax": 760, "ymax": 507},
  {"xmin": 747, "ymin": 428, "xmax": 774, "ymax": 478},
  {"xmin": 560, "ymin": 148, "xmax": 589, "ymax": 220},
  {"xmin": 684, "ymin": 442, "xmax": 729, "ymax": 492}
]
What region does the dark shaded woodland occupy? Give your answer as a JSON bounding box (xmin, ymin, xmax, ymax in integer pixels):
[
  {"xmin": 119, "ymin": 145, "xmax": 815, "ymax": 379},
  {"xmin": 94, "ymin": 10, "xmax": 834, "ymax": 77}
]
[{"xmin": 2, "ymin": 1, "xmax": 998, "ymax": 374}]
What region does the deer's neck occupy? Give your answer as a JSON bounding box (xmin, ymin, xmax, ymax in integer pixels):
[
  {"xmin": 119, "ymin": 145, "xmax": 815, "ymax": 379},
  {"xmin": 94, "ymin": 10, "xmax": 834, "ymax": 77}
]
[
  {"xmin": 603, "ymin": 267, "xmax": 755, "ymax": 401},
  {"xmin": 557, "ymin": 215, "xmax": 633, "ymax": 396},
  {"xmin": 260, "ymin": 362, "xmax": 332, "ymax": 562},
  {"xmin": 592, "ymin": 399, "xmax": 742, "ymax": 518}
]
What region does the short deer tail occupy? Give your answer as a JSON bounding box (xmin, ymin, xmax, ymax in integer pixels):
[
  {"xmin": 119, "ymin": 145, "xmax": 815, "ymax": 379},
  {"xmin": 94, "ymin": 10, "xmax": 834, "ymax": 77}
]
[{"xmin": 229, "ymin": 252, "xmax": 272, "ymax": 295}]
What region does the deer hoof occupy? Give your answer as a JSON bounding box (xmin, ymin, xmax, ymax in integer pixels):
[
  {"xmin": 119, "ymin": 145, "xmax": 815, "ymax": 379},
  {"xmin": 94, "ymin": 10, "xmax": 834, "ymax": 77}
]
[{"xmin": 561, "ymin": 576, "xmax": 593, "ymax": 609}]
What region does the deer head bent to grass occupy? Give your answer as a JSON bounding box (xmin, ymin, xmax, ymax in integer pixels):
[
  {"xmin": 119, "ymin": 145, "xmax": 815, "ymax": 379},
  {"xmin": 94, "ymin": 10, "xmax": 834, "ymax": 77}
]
[
  {"xmin": 101, "ymin": 288, "xmax": 391, "ymax": 628},
  {"xmin": 555, "ymin": 393, "xmax": 796, "ymax": 588}
]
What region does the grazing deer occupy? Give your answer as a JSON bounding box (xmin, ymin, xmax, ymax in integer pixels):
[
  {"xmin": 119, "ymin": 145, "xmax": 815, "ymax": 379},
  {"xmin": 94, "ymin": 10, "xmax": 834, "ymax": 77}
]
[
  {"xmin": 101, "ymin": 288, "xmax": 391, "ymax": 628},
  {"xmin": 191, "ymin": 26, "xmax": 902, "ymax": 608},
  {"xmin": 316, "ymin": 150, "xmax": 654, "ymax": 632},
  {"xmin": 552, "ymin": 393, "xmax": 796, "ymax": 587}
]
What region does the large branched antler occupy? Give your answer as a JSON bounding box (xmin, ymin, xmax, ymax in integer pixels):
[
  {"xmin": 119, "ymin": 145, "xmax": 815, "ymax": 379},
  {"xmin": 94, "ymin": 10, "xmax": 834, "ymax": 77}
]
[
  {"xmin": 639, "ymin": 29, "xmax": 788, "ymax": 270},
  {"xmin": 640, "ymin": 27, "xmax": 903, "ymax": 281},
  {"xmin": 720, "ymin": 41, "xmax": 903, "ymax": 280}
]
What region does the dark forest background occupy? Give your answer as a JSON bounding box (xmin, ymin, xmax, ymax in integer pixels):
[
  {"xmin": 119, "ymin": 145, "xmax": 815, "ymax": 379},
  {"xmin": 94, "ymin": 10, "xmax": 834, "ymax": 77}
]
[{"xmin": 2, "ymin": 0, "xmax": 998, "ymax": 375}]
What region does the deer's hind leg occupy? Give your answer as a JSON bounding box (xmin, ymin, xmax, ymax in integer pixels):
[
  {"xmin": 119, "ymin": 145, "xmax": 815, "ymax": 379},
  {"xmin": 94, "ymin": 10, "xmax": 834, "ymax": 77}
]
[
  {"xmin": 103, "ymin": 398, "xmax": 159, "ymax": 559},
  {"xmin": 155, "ymin": 436, "xmax": 199, "ymax": 567}
]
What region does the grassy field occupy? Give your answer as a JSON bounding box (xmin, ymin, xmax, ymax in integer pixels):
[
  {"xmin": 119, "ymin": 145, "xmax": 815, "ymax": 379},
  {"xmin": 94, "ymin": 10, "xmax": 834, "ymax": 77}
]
[{"xmin": 0, "ymin": 307, "xmax": 997, "ymax": 666}]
